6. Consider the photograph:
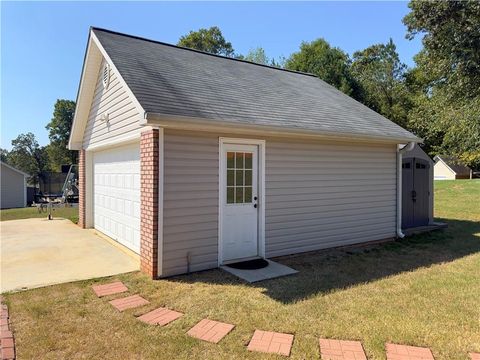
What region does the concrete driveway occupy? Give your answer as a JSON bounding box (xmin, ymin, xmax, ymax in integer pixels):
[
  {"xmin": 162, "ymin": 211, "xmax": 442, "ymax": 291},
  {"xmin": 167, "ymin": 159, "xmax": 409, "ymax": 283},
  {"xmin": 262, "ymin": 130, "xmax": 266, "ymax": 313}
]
[{"xmin": 1, "ymin": 218, "xmax": 139, "ymax": 293}]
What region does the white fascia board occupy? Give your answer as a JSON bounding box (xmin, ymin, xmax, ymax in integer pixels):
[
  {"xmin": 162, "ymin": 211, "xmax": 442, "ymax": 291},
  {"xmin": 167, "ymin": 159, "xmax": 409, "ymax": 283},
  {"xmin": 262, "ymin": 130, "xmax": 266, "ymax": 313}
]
[{"xmin": 68, "ymin": 33, "xmax": 95, "ymax": 150}]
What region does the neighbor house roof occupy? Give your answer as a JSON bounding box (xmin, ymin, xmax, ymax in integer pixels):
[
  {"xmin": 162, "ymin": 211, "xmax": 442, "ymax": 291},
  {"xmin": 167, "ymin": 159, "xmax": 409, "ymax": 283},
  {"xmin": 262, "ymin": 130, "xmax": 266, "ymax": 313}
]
[
  {"xmin": 0, "ymin": 161, "xmax": 29, "ymax": 177},
  {"xmin": 433, "ymin": 155, "xmax": 471, "ymax": 175},
  {"xmin": 70, "ymin": 27, "xmax": 422, "ymax": 146}
]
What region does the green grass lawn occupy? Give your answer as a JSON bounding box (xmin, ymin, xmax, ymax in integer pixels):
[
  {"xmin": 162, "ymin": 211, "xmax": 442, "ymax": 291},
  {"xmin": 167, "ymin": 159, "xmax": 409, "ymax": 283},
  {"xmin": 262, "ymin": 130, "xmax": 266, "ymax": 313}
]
[
  {"xmin": 3, "ymin": 180, "xmax": 479, "ymax": 359},
  {"xmin": 0, "ymin": 205, "xmax": 78, "ymax": 224}
]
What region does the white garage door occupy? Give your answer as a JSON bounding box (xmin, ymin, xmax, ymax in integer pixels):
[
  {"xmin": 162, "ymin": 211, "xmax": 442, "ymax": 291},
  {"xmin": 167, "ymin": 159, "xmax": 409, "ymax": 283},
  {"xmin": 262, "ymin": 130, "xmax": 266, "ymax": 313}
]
[{"xmin": 93, "ymin": 143, "xmax": 141, "ymax": 253}]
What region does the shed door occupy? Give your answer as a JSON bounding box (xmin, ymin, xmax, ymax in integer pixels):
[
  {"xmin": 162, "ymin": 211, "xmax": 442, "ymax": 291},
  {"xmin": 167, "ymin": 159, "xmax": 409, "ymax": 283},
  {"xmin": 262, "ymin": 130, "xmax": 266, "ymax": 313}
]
[
  {"xmin": 413, "ymin": 159, "xmax": 430, "ymax": 227},
  {"xmin": 402, "ymin": 157, "xmax": 430, "ymax": 229},
  {"xmin": 221, "ymin": 144, "xmax": 259, "ymax": 263},
  {"xmin": 93, "ymin": 143, "xmax": 141, "ymax": 253},
  {"xmin": 402, "ymin": 159, "xmax": 415, "ymax": 228}
]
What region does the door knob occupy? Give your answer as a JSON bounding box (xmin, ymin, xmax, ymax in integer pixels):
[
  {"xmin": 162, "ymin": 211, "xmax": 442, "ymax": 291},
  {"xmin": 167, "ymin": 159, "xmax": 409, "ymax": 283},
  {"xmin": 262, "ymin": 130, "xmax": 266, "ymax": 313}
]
[{"xmin": 254, "ymin": 204, "xmax": 257, "ymax": 208}]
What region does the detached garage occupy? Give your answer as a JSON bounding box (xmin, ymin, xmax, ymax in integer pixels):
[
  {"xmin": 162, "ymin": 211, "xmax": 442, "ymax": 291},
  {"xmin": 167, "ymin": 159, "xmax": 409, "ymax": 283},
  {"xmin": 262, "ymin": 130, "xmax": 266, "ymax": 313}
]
[{"xmin": 69, "ymin": 28, "xmax": 423, "ymax": 279}]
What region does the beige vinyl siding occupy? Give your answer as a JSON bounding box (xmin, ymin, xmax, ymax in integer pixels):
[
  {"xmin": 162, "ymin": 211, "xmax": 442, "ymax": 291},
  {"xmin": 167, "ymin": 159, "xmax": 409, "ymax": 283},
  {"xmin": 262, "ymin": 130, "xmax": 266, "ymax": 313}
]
[
  {"xmin": 161, "ymin": 130, "xmax": 397, "ymax": 276},
  {"xmin": 82, "ymin": 59, "xmax": 142, "ymax": 149},
  {"xmin": 162, "ymin": 130, "xmax": 219, "ymax": 276},
  {"xmin": 0, "ymin": 164, "xmax": 26, "ymax": 209},
  {"xmin": 265, "ymin": 138, "xmax": 397, "ymax": 257}
]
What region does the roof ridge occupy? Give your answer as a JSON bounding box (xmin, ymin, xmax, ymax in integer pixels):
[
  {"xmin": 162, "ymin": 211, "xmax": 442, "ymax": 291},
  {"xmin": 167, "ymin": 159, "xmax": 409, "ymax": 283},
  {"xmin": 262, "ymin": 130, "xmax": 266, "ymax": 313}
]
[{"xmin": 90, "ymin": 26, "xmax": 318, "ymax": 78}]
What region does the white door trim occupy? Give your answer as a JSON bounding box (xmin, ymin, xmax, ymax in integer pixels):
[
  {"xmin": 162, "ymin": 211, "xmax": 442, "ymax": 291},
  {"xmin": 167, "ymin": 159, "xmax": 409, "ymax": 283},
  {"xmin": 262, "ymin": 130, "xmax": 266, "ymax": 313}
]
[{"xmin": 218, "ymin": 137, "xmax": 266, "ymax": 266}]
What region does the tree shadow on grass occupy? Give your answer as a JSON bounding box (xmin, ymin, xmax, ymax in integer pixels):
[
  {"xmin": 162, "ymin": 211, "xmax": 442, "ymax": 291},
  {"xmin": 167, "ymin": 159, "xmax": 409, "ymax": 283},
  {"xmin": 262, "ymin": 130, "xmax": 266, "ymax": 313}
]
[{"xmin": 167, "ymin": 218, "xmax": 480, "ymax": 304}]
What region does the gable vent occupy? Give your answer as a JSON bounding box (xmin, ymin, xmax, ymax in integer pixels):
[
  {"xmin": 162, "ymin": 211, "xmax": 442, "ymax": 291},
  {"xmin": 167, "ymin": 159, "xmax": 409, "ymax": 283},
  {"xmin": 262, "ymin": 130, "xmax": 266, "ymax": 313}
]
[{"xmin": 102, "ymin": 63, "xmax": 110, "ymax": 89}]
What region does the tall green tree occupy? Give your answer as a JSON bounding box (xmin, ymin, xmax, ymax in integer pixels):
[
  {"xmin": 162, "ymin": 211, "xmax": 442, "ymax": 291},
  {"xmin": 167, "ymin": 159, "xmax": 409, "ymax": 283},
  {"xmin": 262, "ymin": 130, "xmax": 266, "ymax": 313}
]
[
  {"xmin": 403, "ymin": 0, "xmax": 480, "ymax": 98},
  {"xmin": 45, "ymin": 99, "xmax": 77, "ymax": 171},
  {"xmin": 178, "ymin": 26, "xmax": 235, "ymax": 57},
  {"xmin": 8, "ymin": 133, "xmax": 49, "ymax": 187},
  {"xmin": 403, "ymin": 0, "xmax": 480, "ymax": 167},
  {"xmin": 243, "ymin": 47, "xmax": 269, "ymax": 65},
  {"xmin": 351, "ymin": 39, "xmax": 410, "ymax": 128},
  {"xmin": 0, "ymin": 148, "xmax": 9, "ymax": 163},
  {"xmin": 285, "ymin": 38, "xmax": 361, "ymax": 99}
]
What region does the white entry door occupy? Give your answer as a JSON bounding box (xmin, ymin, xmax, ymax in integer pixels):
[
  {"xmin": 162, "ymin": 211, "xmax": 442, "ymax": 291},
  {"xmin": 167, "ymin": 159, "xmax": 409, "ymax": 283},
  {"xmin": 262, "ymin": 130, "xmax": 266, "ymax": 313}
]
[
  {"xmin": 221, "ymin": 144, "xmax": 259, "ymax": 263},
  {"xmin": 93, "ymin": 143, "xmax": 141, "ymax": 253}
]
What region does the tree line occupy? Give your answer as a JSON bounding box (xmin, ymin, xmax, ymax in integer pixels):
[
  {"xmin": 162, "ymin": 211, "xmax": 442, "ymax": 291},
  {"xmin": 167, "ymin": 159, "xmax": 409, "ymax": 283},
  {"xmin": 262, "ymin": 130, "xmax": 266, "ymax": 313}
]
[
  {"xmin": 1, "ymin": 100, "xmax": 77, "ymax": 187},
  {"xmin": 178, "ymin": 0, "xmax": 480, "ymax": 168},
  {"xmin": 2, "ymin": 0, "xmax": 478, "ymax": 184}
]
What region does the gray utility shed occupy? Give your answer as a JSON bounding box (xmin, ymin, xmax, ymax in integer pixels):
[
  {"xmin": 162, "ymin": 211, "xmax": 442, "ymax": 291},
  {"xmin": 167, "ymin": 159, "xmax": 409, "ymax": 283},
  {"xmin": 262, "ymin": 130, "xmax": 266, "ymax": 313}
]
[
  {"xmin": 401, "ymin": 144, "xmax": 434, "ymax": 229},
  {"xmin": 1, "ymin": 161, "xmax": 28, "ymax": 209},
  {"xmin": 68, "ymin": 28, "xmax": 422, "ymax": 279}
]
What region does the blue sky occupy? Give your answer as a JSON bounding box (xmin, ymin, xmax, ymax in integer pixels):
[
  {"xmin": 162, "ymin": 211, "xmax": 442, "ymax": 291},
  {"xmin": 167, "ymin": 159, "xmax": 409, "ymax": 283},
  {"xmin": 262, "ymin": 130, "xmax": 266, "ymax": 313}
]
[{"xmin": 1, "ymin": 1, "xmax": 421, "ymax": 149}]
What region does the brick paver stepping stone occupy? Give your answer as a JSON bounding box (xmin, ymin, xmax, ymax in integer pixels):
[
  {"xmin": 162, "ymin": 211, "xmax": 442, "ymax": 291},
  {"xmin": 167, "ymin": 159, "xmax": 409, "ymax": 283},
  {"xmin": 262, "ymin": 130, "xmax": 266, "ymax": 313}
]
[
  {"xmin": 1, "ymin": 328, "xmax": 15, "ymax": 360},
  {"xmin": 109, "ymin": 295, "xmax": 149, "ymax": 312},
  {"xmin": 470, "ymin": 353, "xmax": 480, "ymax": 360},
  {"xmin": 187, "ymin": 319, "xmax": 235, "ymax": 344},
  {"xmin": 92, "ymin": 281, "xmax": 128, "ymax": 297},
  {"xmin": 386, "ymin": 343, "xmax": 434, "ymax": 360},
  {"xmin": 247, "ymin": 330, "xmax": 294, "ymax": 357},
  {"xmin": 319, "ymin": 338, "xmax": 367, "ymax": 360},
  {"xmin": 138, "ymin": 307, "xmax": 183, "ymax": 326},
  {"xmin": 0, "ymin": 319, "xmax": 8, "ymax": 332}
]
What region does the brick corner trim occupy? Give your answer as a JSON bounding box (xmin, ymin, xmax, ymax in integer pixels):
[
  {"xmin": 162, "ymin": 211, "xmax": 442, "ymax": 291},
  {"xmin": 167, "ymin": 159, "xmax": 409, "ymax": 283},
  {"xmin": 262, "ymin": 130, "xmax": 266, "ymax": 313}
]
[
  {"xmin": 140, "ymin": 129, "xmax": 160, "ymax": 278},
  {"xmin": 0, "ymin": 298, "xmax": 16, "ymax": 360},
  {"xmin": 78, "ymin": 149, "xmax": 86, "ymax": 229}
]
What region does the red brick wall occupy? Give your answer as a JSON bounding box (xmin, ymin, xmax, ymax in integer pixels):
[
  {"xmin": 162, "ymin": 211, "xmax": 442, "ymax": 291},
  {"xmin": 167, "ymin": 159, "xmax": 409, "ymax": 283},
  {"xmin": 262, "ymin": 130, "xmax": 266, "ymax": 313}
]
[
  {"xmin": 140, "ymin": 129, "xmax": 159, "ymax": 278},
  {"xmin": 78, "ymin": 149, "xmax": 86, "ymax": 229}
]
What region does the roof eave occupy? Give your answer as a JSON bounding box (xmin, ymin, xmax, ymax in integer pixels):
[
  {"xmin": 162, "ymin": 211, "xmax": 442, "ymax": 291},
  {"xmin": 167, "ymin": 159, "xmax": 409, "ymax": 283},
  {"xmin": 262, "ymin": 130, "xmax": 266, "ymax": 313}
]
[{"xmin": 145, "ymin": 112, "xmax": 422, "ymax": 144}]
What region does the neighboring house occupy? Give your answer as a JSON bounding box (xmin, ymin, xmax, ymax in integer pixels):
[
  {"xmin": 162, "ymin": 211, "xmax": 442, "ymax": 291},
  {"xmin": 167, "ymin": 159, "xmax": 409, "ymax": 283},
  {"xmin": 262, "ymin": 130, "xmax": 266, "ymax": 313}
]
[
  {"xmin": 68, "ymin": 28, "xmax": 421, "ymax": 279},
  {"xmin": 433, "ymin": 155, "xmax": 472, "ymax": 180},
  {"xmin": 1, "ymin": 161, "xmax": 28, "ymax": 209}
]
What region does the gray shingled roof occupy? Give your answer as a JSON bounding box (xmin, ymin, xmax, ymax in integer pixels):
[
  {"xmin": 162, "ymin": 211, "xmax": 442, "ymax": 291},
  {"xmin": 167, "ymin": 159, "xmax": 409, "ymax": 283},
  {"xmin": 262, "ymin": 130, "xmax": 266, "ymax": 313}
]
[{"xmin": 93, "ymin": 28, "xmax": 420, "ymax": 142}]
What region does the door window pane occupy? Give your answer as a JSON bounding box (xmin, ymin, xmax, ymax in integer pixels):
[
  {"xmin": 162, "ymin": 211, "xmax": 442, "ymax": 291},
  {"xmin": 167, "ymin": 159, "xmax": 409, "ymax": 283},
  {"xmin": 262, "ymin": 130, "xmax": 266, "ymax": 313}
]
[
  {"xmin": 235, "ymin": 187, "xmax": 244, "ymax": 203},
  {"xmin": 245, "ymin": 187, "xmax": 252, "ymax": 202},
  {"xmin": 236, "ymin": 152, "xmax": 244, "ymax": 169},
  {"xmin": 236, "ymin": 169, "xmax": 244, "ymax": 186},
  {"xmin": 227, "ymin": 187, "xmax": 234, "ymax": 204},
  {"xmin": 227, "ymin": 170, "xmax": 234, "ymax": 186},
  {"xmin": 245, "ymin": 153, "xmax": 252, "ymax": 169},
  {"xmin": 227, "ymin": 152, "xmax": 235, "ymax": 168},
  {"xmin": 245, "ymin": 170, "xmax": 252, "ymax": 186}
]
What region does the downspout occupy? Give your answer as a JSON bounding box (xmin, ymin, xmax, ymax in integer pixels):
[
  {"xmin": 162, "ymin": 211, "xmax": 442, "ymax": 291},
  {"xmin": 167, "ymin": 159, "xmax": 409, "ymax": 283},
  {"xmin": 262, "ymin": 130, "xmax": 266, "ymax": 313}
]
[{"xmin": 397, "ymin": 142, "xmax": 415, "ymax": 238}]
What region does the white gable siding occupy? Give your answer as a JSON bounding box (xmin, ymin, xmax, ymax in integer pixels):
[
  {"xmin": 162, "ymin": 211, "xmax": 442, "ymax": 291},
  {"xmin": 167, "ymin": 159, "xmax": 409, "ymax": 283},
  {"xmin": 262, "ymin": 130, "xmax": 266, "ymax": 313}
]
[
  {"xmin": 161, "ymin": 130, "xmax": 397, "ymax": 277},
  {"xmin": 82, "ymin": 59, "xmax": 142, "ymax": 149},
  {"xmin": 434, "ymin": 160, "xmax": 456, "ymax": 180}
]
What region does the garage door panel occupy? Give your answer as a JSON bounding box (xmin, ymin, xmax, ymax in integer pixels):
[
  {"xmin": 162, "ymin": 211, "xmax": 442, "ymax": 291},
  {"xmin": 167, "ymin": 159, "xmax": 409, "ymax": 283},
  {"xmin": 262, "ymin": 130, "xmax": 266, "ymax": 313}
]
[{"xmin": 93, "ymin": 143, "xmax": 141, "ymax": 253}]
